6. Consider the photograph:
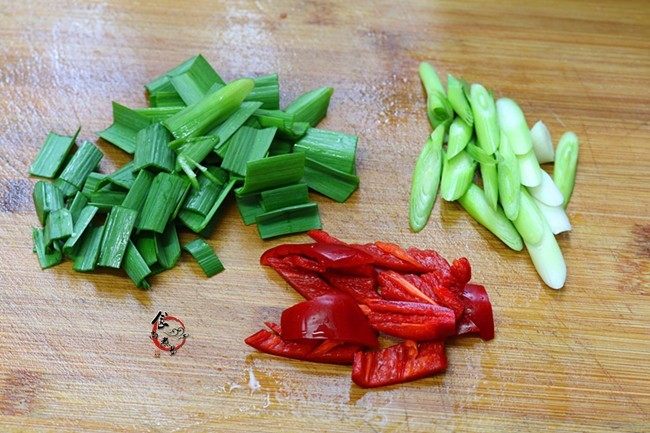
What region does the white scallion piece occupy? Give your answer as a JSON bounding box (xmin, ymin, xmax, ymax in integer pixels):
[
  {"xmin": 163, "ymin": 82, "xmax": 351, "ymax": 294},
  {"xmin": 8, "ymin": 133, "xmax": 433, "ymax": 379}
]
[
  {"xmin": 535, "ymin": 199, "xmax": 572, "ymax": 235},
  {"xmin": 528, "ymin": 170, "xmax": 564, "ymax": 207},
  {"xmin": 530, "ymin": 121, "xmax": 554, "ymax": 163}
]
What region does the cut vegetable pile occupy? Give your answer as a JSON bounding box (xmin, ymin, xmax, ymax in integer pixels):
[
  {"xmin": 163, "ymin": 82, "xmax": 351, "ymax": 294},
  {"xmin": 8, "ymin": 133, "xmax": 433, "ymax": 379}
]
[
  {"xmin": 29, "ymin": 54, "xmax": 360, "ymax": 288},
  {"xmin": 410, "ymin": 63, "xmax": 579, "ymax": 289},
  {"xmin": 245, "ymin": 230, "xmax": 494, "ymax": 388}
]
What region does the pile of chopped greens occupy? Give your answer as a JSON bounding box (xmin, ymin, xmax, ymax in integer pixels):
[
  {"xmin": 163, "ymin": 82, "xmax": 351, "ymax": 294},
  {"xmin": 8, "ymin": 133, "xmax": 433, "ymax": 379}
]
[{"xmin": 29, "ymin": 54, "xmax": 360, "ymax": 288}]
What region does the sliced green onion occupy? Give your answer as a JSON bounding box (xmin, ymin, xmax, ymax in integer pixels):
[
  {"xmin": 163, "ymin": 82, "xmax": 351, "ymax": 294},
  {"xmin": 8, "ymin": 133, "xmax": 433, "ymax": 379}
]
[
  {"xmin": 465, "ymin": 141, "xmax": 497, "ymax": 165},
  {"xmin": 447, "ymin": 74, "xmax": 473, "ymax": 125},
  {"xmin": 458, "ymin": 184, "xmax": 524, "ymax": 251},
  {"xmin": 179, "ymin": 179, "xmax": 236, "ymax": 234},
  {"xmin": 135, "ymin": 233, "xmax": 158, "ymax": 267},
  {"xmin": 480, "ymin": 162, "xmax": 499, "ymax": 211},
  {"xmin": 122, "ymin": 170, "xmax": 155, "ymax": 212},
  {"xmin": 530, "ymin": 120, "xmax": 554, "ymax": 163},
  {"xmin": 284, "ymin": 86, "xmax": 333, "ymax": 126},
  {"xmin": 133, "ymin": 123, "xmax": 175, "ymax": 173},
  {"xmin": 553, "ymin": 131, "xmax": 579, "ymax": 208},
  {"xmin": 183, "ymin": 238, "xmax": 225, "ymax": 277},
  {"xmin": 518, "ymin": 148, "xmax": 542, "ymax": 187},
  {"xmin": 137, "ymin": 173, "xmax": 190, "ymax": 233},
  {"xmin": 302, "ymin": 157, "xmax": 359, "ymax": 203},
  {"xmin": 255, "ymin": 202, "xmax": 321, "ymax": 239},
  {"xmin": 55, "ymin": 141, "xmax": 103, "ymax": 196},
  {"xmin": 148, "ymin": 91, "xmax": 185, "ymax": 108},
  {"xmin": 496, "ymin": 98, "xmax": 533, "ymax": 155},
  {"xmin": 62, "ymin": 205, "xmax": 98, "ymax": 256},
  {"xmin": 145, "ymin": 55, "xmax": 203, "ymax": 94},
  {"xmin": 134, "ymin": 106, "xmax": 184, "ymax": 122},
  {"xmin": 512, "ymin": 188, "xmax": 545, "ymax": 246},
  {"xmin": 98, "ymin": 102, "xmax": 152, "ymax": 154},
  {"xmin": 294, "ymin": 128, "xmax": 357, "ymax": 174},
  {"xmin": 534, "ymin": 199, "xmax": 572, "ymax": 235},
  {"xmin": 523, "ymin": 219, "xmax": 566, "ymax": 290},
  {"xmin": 268, "ymin": 139, "xmax": 293, "ymax": 156},
  {"xmin": 29, "ymin": 128, "xmax": 80, "ymax": 178},
  {"xmin": 33, "ymin": 227, "xmax": 62, "ymax": 269},
  {"xmin": 72, "ymin": 225, "xmax": 105, "ymax": 272},
  {"xmin": 409, "ymin": 129, "xmax": 444, "ymax": 232},
  {"xmin": 97, "ymin": 206, "xmax": 138, "ymax": 268},
  {"xmin": 123, "ymin": 240, "xmax": 152, "ymax": 289},
  {"xmin": 528, "ymin": 170, "xmax": 563, "ymax": 207},
  {"xmin": 221, "ymin": 126, "xmax": 277, "ymax": 176},
  {"xmin": 447, "ymin": 117, "xmax": 472, "ymax": 159},
  {"xmin": 260, "ymin": 183, "xmax": 309, "ymax": 212},
  {"xmin": 156, "ymin": 223, "xmax": 181, "ymax": 269},
  {"xmin": 88, "ymin": 190, "xmax": 126, "ymax": 210},
  {"xmin": 236, "ymin": 153, "xmax": 305, "ymax": 196},
  {"xmin": 33, "ymin": 181, "xmax": 64, "ymax": 225},
  {"xmin": 183, "ymin": 168, "xmax": 227, "ymax": 216},
  {"xmin": 245, "ymin": 73, "xmax": 280, "ymax": 109},
  {"xmin": 235, "ymin": 193, "xmax": 264, "ymax": 225},
  {"xmin": 98, "ymin": 162, "xmax": 136, "ymax": 190},
  {"xmin": 469, "ymin": 84, "xmax": 499, "ymax": 154},
  {"xmin": 67, "ymin": 191, "xmax": 88, "ymax": 223},
  {"xmin": 169, "ymin": 55, "xmax": 223, "ymax": 105},
  {"xmin": 163, "ymin": 78, "xmax": 255, "ymax": 140},
  {"xmin": 253, "ymin": 109, "xmax": 309, "ymax": 141},
  {"xmin": 44, "ymin": 208, "xmax": 73, "ymax": 246},
  {"xmin": 81, "ymin": 173, "xmax": 107, "ymax": 197},
  {"xmin": 497, "ymin": 133, "xmax": 521, "ymax": 221},
  {"xmin": 210, "ymin": 101, "xmax": 262, "ymax": 156},
  {"xmin": 418, "ymin": 63, "xmax": 453, "ymax": 129},
  {"xmin": 440, "ymin": 149, "xmax": 476, "ymax": 202}
]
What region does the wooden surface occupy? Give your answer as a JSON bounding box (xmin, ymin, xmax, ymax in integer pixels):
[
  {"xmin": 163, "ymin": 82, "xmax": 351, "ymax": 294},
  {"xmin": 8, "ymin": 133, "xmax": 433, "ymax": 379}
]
[{"xmin": 1, "ymin": 0, "xmax": 649, "ymax": 431}]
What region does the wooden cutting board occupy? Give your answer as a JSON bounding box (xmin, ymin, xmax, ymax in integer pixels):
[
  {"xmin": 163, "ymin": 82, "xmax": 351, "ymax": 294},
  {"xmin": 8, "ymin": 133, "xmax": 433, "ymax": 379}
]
[{"xmin": 1, "ymin": 0, "xmax": 648, "ymax": 431}]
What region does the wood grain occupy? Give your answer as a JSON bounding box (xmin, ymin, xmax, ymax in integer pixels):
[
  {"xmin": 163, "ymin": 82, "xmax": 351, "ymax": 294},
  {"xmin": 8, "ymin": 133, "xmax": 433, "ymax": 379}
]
[{"xmin": 1, "ymin": 0, "xmax": 649, "ymax": 431}]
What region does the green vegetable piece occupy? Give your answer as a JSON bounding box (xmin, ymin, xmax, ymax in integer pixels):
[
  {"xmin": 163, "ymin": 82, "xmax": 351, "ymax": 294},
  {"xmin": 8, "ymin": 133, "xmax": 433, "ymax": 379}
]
[
  {"xmin": 137, "ymin": 173, "xmax": 190, "ymax": 233},
  {"xmin": 480, "ymin": 162, "xmax": 499, "ymax": 211},
  {"xmin": 518, "ymin": 148, "xmax": 542, "ymax": 187},
  {"xmin": 255, "ymin": 202, "xmax": 321, "ymax": 239},
  {"xmin": 97, "ymin": 162, "xmax": 136, "ymax": 191},
  {"xmin": 163, "ymin": 78, "xmax": 255, "ymax": 140},
  {"xmin": 497, "ymin": 133, "xmax": 521, "ymax": 221},
  {"xmin": 447, "ymin": 117, "xmax": 472, "ymax": 160},
  {"xmin": 156, "ymin": 223, "xmax": 181, "ymax": 270},
  {"xmin": 62, "ymin": 205, "xmax": 98, "ymax": 256},
  {"xmin": 33, "ymin": 181, "xmax": 64, "ymax": 225},
  {"xmin": 148, "ymin": 91, "xmax": 185, "ymax": 108},
  {"xmin": 211, "ymin": 101, "xmax": 263, "ymax": 156},
  {"xmin": 440, "ymin": 149, "xmax": 476, "ymax": 202},
  {"xmin": 134, "ymin": 106, "xmax": 184, "ymax": 122},
  {"xmin": 67, "ymin": 191, "xmax": 88, "ymax": 223},
  {"xmin": 465, "ymin": 141, "xmax": 497, "ymax": 165},
  {"xmin": 252, "ymin": 109, "xmax": 309, "ymax": 141},
  {"xmin": 81, "ymin": 173, "xmax": 106, "ymax": 197},
  {"xmin": 88, "ymin": 190, "xmax": 126, "ymax": 210},
  {"xmin": 496, "ymin": 98, "xmax": 533, "ymax": 155},
  {"xmin": 133, "ymin": 123, "xmax": 175, "ymax": 173},
  {"xmin": 98, "ymin": 102, "xmax": 152, "ymax": 154},
  {"xmin": 236, "ymin": 153, "xmax": 305, "ymax": 196},
  {"xmin": 530, "ymin": 120, "xmax": 555, "ymax": 164},
  {"xmin": 447, "ymin": 75, "xmax": 473, "ymax": 125},
  {"xmin": 183, "ymin": 168, "xmax": 227, "ymax": 216},
  {"xmin": 183, "ymin": 238, "xmax": 225, "ymax": 277},
  {"xmin": 72, "ymin": 225, "xmax": 105, "ymax": 272},
  {"xmin": 458, "ymin": 184, "xmax": 524, "ymax": 251},
  {"xmin": 245, "ymin": 73, "xmax": 280, "ymax": 109},
  {"xmin": 284, "ymin": 86, "xmax": 334, "ymax": 126},
  {"xmin": 123, "ymin": 240, "xmax": 152, "ymax": 289},
  {"xmin": 235, "ymin": 193, "xmax": 264, "ymax": 225},
  {"xmin": 294, "ymin": 128, "xmax": 357, "ymax": 174},
  {"xmin": 97, "ymin": 206, "xmax": 138, "ymax": 268},
  {"xmin": 122, "ymin": 170, "xmax": 155, "ymax": 212},
  {"xmin": 221, "ymin": 126, "xmax": 277, "ymax": 176},
  {"xmin": 523, "ymin": 218, "xmax": 566, "ymax": 289},
  {"xmin": 553, "ymin": 131, "xmax": 579, "ymax": 208},
  {"xmin": 29, "ymin": 128, "xmax": 80, "ymax": 178},
  {"xmin": 418, "ymin": 62, "xmax": 453, "ymax": 129},
  {"xmin": 55, "ymin": 141, "xmax": 103, "ymax": 196},
  {"xmin": 169, "ymin": 55, "xmax": 224, "ymax": 105},
  {"xmin": 33, "ymin": 227, "xmax": 62, "ymax": 269},
  {"xmin": 469, "ymin": 83, "xmax": 499, "ymax": 154},
  {"xmin": 261, "ymin": 183, "xmax": 309, "ymax": 212},
  {"xmin": 303, "ymin": 157, "xmax": 359, "ymax": 203},
  {"xmin": 409, "ymin": 127, "xmax": 444, "ymax": 232},
  {"xmin": 135, "ymin": 233, "xmax": 158, "ymax": 267},
  {"xmin": 268, "ymin": 139, "xmax": 293, "ymax": 156},
  {"xmin": 44, "ymin": 208, "xmax": 73, "ymax": 246},
  {"xmin": 512, "ymin": 188, "xmax": 545, "ymax": 246},
  {"xmin": 179, "ymin": 179, "xmax": 236, "ymax": 234}
]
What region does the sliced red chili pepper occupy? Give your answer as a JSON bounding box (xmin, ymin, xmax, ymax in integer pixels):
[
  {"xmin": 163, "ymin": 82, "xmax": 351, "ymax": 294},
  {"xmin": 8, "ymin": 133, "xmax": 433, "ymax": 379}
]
[
  {"xmin": 353, "ymin": 243, "xmax": 425, "ymax": 273},
  {"xmin": 330, "ymin": 264, "xmax": 376, "ymax": 278},
  {"xmin": 261, "ymin": 243, "xmax": 373, "ymax": 269},
  {"xmin": 351, "ymin": 340, "xmax": 447, "ymax": 388},
  {"xmin": 406, "ymin": 247, "xmax": 452, "ymax": 274},
  {"xmin": 323, "ymin": 273, "xmax": 380, "ymax": 304},
  {"xmin": 266, "ymin": 258, "xmax": 335, "ymax": 299},
  {"xmin": 245, "ymin": 324, "xmax": 359, "ymax": 365},
  {"xmin": 401, "ymin": 273, "xmax": 436, "ymax": 301},
  {"xmin": 379, "ymin": 271, "xmax": 436, "ymax": 304},
  {"xmin": 361, "ymin": 299, "xmax": 456, "ymax": 341},
  {"xmin": 450, "ymin": 257, "xmax": 472, "ymax": 288},
  {"xmin": 375, "ymin": 241, "xmax": 428, "ymax": 272},
  {"xmin": 280, "ymin": 294, "xmax": 378, "ymax": 349},
  {"xmin": 427, "ymin": 283, "xmax": 465, "ymax": 319},
  {"xmin": 282, "ymin": 255, "xmax": 327, "ymax": 273},
  {"xmin": 307, "ymin": 229, "xmax": 347, "ymax": 245},
  {"xmin": 459, "ymin": 283, "xmax": 494, "ymax": 341},
  {"xmin": 378, "ymin": 271, "xmax": 424, "ymax": 303}
]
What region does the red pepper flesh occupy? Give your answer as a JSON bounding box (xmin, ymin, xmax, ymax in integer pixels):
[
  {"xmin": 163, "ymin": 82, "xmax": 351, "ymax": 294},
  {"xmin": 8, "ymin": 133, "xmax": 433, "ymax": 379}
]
[
  {"xmin": 307, "ymin": 229, "xmax": 347, "ymax": 245},
  {"xmin": 459, "ymin": 283, "xmax": 495, "ymax": 341},
  {"xmin": 261, "ymin": 243, "xmax": 374, "ymax": 269},
  {"xmin": 324, "ymin": 272, "xmax": 380, "ymax": 303},
  {"xmin": 266, "ymin": 257, "xmax": 335, "ymax": 299}
]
